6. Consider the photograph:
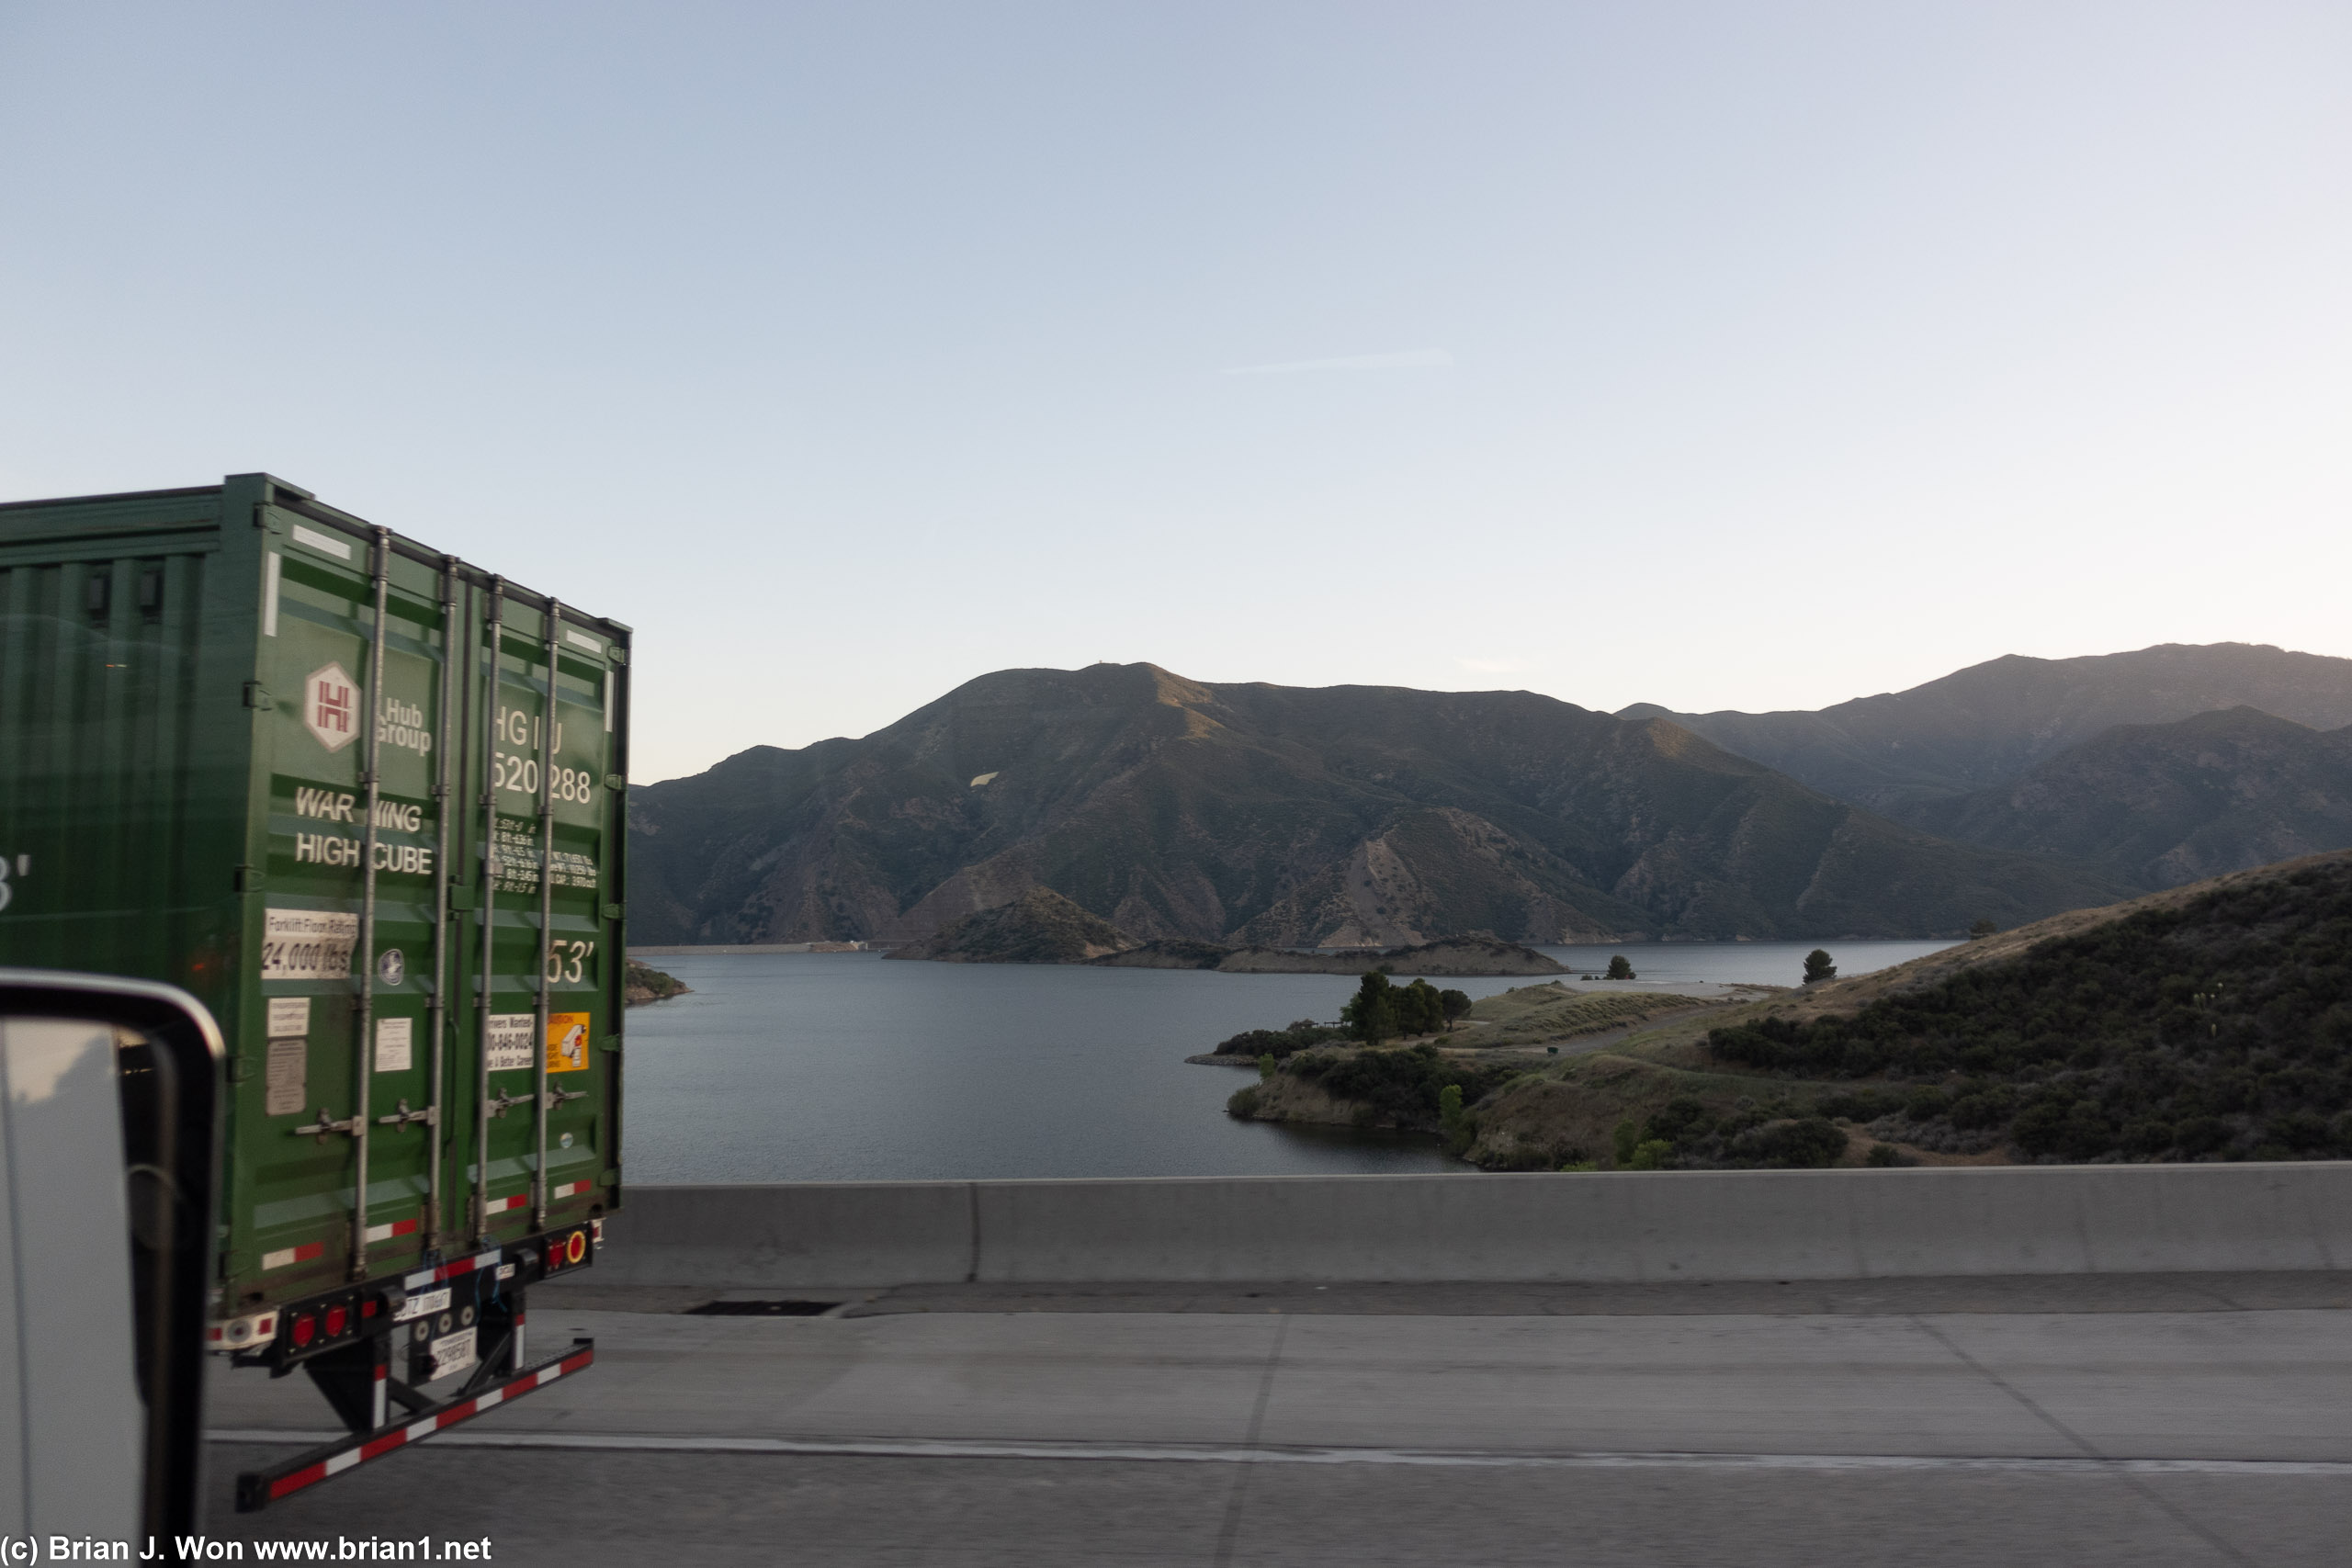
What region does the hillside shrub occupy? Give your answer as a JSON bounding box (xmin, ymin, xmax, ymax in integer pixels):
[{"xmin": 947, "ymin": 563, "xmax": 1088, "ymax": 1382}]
[
  {"xmin": 1612, "ymin": 1119, "xmax": 1639, "ymax": 1166},
  {"xmin": 1283, "ymin": 1044, "xmax": 1519, "ymax": 1132},
  {"xmin": 1214, "ymin": 1020, "xmax": 1348, "ymax": 1060},
  {"xmin": 1604, "ymin": 1097, "xmax": 1846, "ymax": 1170},
  {"xmin": 1702, "ymin": 861, "xmax": 2352, "ymax": 1163},
  {"xmin": 1728, "ymin": 1117, "xmax": 1847, "ymax": 1168}
]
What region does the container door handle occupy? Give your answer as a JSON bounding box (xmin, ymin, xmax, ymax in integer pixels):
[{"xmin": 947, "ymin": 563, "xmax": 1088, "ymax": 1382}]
[{"xmin": 292, "ymin": 1110, "xmax": 360, "ymax": 1143}]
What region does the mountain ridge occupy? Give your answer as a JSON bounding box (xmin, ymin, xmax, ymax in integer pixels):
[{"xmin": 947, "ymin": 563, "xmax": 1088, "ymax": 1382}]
[
  {"xmin": 628, "ymin": 662, "xmax": 2125, "ymax": 947},
  {"xmin": 1623, "ymin": 642, "xmax": 2352, "ymax": 886},
  {"xmin": 1622, "ymin": 642, "xmax": 2352, "ymax": 816}
]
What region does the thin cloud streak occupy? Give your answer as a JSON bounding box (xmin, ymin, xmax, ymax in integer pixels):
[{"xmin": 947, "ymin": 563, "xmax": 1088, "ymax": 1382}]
[{"xmin": 1221, "ymin": 348, "xmax": 1454, "ymax": 376}]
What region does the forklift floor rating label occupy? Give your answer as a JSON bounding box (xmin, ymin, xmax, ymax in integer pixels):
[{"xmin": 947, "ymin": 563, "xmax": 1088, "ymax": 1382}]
[{"xmin": 260, "ymin": 909, "xmax": 359, "ymax": 981}]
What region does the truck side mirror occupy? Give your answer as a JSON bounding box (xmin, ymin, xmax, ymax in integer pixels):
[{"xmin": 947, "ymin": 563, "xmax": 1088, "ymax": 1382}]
[{"xmin": 0, "ymin": 970, "xmax": 223, "ymax": 1550}]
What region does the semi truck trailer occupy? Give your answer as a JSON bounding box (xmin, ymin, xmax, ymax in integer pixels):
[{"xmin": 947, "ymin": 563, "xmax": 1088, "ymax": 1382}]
[{"xmin": 0, "ymin": 475, "xmax": 629, "ymax": 1511}]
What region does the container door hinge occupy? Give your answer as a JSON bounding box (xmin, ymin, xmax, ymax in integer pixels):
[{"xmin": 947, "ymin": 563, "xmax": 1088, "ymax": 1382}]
[
  {"xmin": 243, "ymin": 682, "xmax": 276, "ymax": 710},
  {"xmin": 601, "ymin": 902, "xmax": 623, "ymax": 921},
  {"xmin": 234, "ymin": 864, "xmax": 264, "ymax": 893}
]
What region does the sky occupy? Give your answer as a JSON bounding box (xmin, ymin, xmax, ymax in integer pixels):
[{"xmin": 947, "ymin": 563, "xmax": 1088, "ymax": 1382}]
[{"xmin": 4, "ymin": 2, "xmax": 2347, "ymax": 783}]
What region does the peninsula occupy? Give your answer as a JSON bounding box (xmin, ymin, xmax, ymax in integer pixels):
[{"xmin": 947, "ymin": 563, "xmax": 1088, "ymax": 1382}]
[
  {"xmin": 1225, "ymin": 850, "xmax": 2352, "ymax": 1174},
  {"xmin": 885, "ymin": 887, "xmax": 1568, "ymax": 975}
]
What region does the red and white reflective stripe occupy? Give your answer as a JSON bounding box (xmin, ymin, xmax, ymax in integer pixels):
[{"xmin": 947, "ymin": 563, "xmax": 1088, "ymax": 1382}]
[
  {"xmin": 404, "ymin": 1247, "xmax": 505, "ymax": 1292},
  {"xmin": 551, "ymin": 1179, "xmax": 593, "ymax": 1199},
  {"xmin": 362, "ymin": 1216, "xmax": 420, "ymax": 1245},
  {"xmin": 260, "ymin": 1241, "xmax": 325, "ymax": 1272},
  {"xmin": 265, "ymin": 1348, "xmax": 595, "ymax": 1503},
  {"xmin": 483, "ymin": 1194, "xmax": 527, "ymax": 1215}
]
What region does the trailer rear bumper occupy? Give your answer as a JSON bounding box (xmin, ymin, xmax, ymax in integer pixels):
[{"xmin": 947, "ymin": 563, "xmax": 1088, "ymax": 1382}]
[{"xmin": 235, "ymin": 1338, "xmax": 594, "ymax": 1511}]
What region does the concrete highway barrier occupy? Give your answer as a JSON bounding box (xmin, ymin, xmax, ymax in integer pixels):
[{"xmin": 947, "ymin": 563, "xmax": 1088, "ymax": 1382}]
[{"xmin": 589, "ymin": 1163, "xmax": 2352, "ymax": 1290}]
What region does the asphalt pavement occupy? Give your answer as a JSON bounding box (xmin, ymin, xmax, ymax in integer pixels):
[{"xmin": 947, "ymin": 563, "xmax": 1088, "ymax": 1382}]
[{"xmin": 198, "ymin": 1273, "xmax": 2352, "ymax": 1566}]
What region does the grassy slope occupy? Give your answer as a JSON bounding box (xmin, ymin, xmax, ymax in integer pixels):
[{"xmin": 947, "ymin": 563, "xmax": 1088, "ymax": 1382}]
[
  {"xmin": 1461, "ymin": 849, "xmax": 2352, "ymax": 1171},
  {"xmin": 1451, "ymin": 983, "xmax": 1723, "ymax": 1047},
  {"xmin": 1226, "ymin": 983, "xmax": 1740, "ymax": 1153}
]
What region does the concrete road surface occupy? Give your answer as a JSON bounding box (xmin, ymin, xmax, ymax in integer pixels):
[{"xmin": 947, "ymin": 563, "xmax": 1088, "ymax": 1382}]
[{"xmin": 199, "ymin": 1275, "xmax": 2352, "ymax": 1566}]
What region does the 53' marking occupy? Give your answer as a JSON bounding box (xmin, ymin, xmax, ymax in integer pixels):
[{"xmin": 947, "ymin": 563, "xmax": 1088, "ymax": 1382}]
[{"xmin": 545, "ymin": 940, "xmax": 595, "ymax": 984}]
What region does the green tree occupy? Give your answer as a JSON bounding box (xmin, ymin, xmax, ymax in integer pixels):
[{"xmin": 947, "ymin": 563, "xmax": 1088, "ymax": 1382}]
[
  {"xmin": 1396, "ymin": 977, "xmax": 1445, "ymax": 1035},
  {"xmin": 1438, "ymin": 1082, "xmax": 1471, "ymax": 1155},
  {"xmin": 1341, "ymin": 972, "xmax": 1401, "ymax": 1043},
  {"xmin": 1803, "ymin": 949, "xmax": 1837, "ymax": 985},
  {"xmin": 1605, "ymin": 954, "xmax": 1636, "ymax": 980},
  {"xmin": 1612, "ymin": 1118, "xmax": 1640, "ymax": 1166},
  {"xmin": 1438, "ymin": 988, "xmax": 1473, "ymax": 1031},
  {"xmin": 1969, "ymin": 919, "xmax": 1998, "ymax": 940}
]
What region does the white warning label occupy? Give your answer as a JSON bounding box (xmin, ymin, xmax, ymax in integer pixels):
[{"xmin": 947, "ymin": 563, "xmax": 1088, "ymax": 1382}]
[
  {"xmin": 486, "ymin": 1013, "xmax": 535, "ymax": 1072},
  {"xmin": 375, "ymin": 1016, "xmax": 414, "ymax": 1073},
  {"xmin": 266, "ymin": 997, "xmax": 311, "ymax": 1036},
  {"xmin": 261, "ymin": 909, "xmax": 358, "ymax": 981},
  {"xmin": 266, "ymin": 1036, "xmax": 307, "ymax": 1117}
]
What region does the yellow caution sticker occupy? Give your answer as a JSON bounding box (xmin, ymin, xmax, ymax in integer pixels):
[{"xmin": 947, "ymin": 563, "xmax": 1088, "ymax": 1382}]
[{"xmin": 548, "ymin": 1012, "xmax": 591, "ymax": 1073}]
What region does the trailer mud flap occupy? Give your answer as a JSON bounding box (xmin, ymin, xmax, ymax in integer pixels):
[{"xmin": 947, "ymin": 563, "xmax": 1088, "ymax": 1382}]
[{"xmin": 234, "ymin": 1338, "xmax": 594, "ymax": 1511}]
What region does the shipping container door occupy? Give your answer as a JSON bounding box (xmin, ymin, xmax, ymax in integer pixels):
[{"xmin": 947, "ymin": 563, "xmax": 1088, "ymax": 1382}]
[
  {"xmin": 238, "ymin": 523, "xmax": 457, "ymax": 1301},
  {"xmin": 469, "ymin": 595, "xmax": 619, "ymax": 1241}
]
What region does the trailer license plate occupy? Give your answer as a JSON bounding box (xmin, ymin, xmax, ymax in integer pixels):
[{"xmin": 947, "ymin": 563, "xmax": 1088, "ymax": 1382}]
[
  {"xmin": 395, "ymin": 1287, "xmax": 450, "ymax": 1324},
  {"xmin": 427, "ymin": 1327, "xmax": 478, "ymax": 1381}
]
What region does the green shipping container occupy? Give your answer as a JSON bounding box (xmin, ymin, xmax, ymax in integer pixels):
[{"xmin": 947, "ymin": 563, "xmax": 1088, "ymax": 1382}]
[{"xmin": 0, "ymin": 473, "xmax": 628, "ymax": 1335}]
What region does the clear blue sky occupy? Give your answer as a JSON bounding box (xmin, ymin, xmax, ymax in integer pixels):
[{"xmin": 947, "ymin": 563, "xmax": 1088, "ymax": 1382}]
[{"xmin": 5, "ymin": 3, "xmax": 2347, "ymax": 782}]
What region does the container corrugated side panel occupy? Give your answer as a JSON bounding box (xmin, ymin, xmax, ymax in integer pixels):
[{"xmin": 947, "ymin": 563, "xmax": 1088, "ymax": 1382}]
[{"xmin": 0, "ymin": 488, "xmax": 254, "ymax": 1021}]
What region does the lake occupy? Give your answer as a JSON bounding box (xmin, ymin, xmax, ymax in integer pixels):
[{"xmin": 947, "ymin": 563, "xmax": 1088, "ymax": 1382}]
[{"xmin": 621, "ymin": 940, "xmax": 1955, "ymax": 1182}]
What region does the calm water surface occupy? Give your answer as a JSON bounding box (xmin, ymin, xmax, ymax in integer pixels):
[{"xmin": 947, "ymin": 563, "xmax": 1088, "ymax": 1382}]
[{"xmin": 623, "ymin": 940, "xmax": 1954, "ymax": 1181}]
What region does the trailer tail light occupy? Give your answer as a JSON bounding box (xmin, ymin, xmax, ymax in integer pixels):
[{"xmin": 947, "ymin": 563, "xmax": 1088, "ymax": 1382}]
[
  {"xmin": 291, "ymin": 1314, "xmax": 317, "ymax": 1348},
  {"xmin": 324, "ymin": 1303, "xmax": 348, "ymax": 1337},
  {"xmin": 564, "ymin": 1231, "xmax": 587, "ymax": 1266}
]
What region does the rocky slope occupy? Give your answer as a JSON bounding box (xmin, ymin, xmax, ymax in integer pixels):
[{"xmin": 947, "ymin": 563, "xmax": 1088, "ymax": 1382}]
[
  {"xmin": 1904, "ymin": 707, "xmax": 2352, "ymax": 890},
  {"xmin": 628, "ymin": 663, "xmax": 2124, "ymax": 947},
  {"xmin": 884, "ymin": 886, "xmax": 1135, "ymax": 964}
]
